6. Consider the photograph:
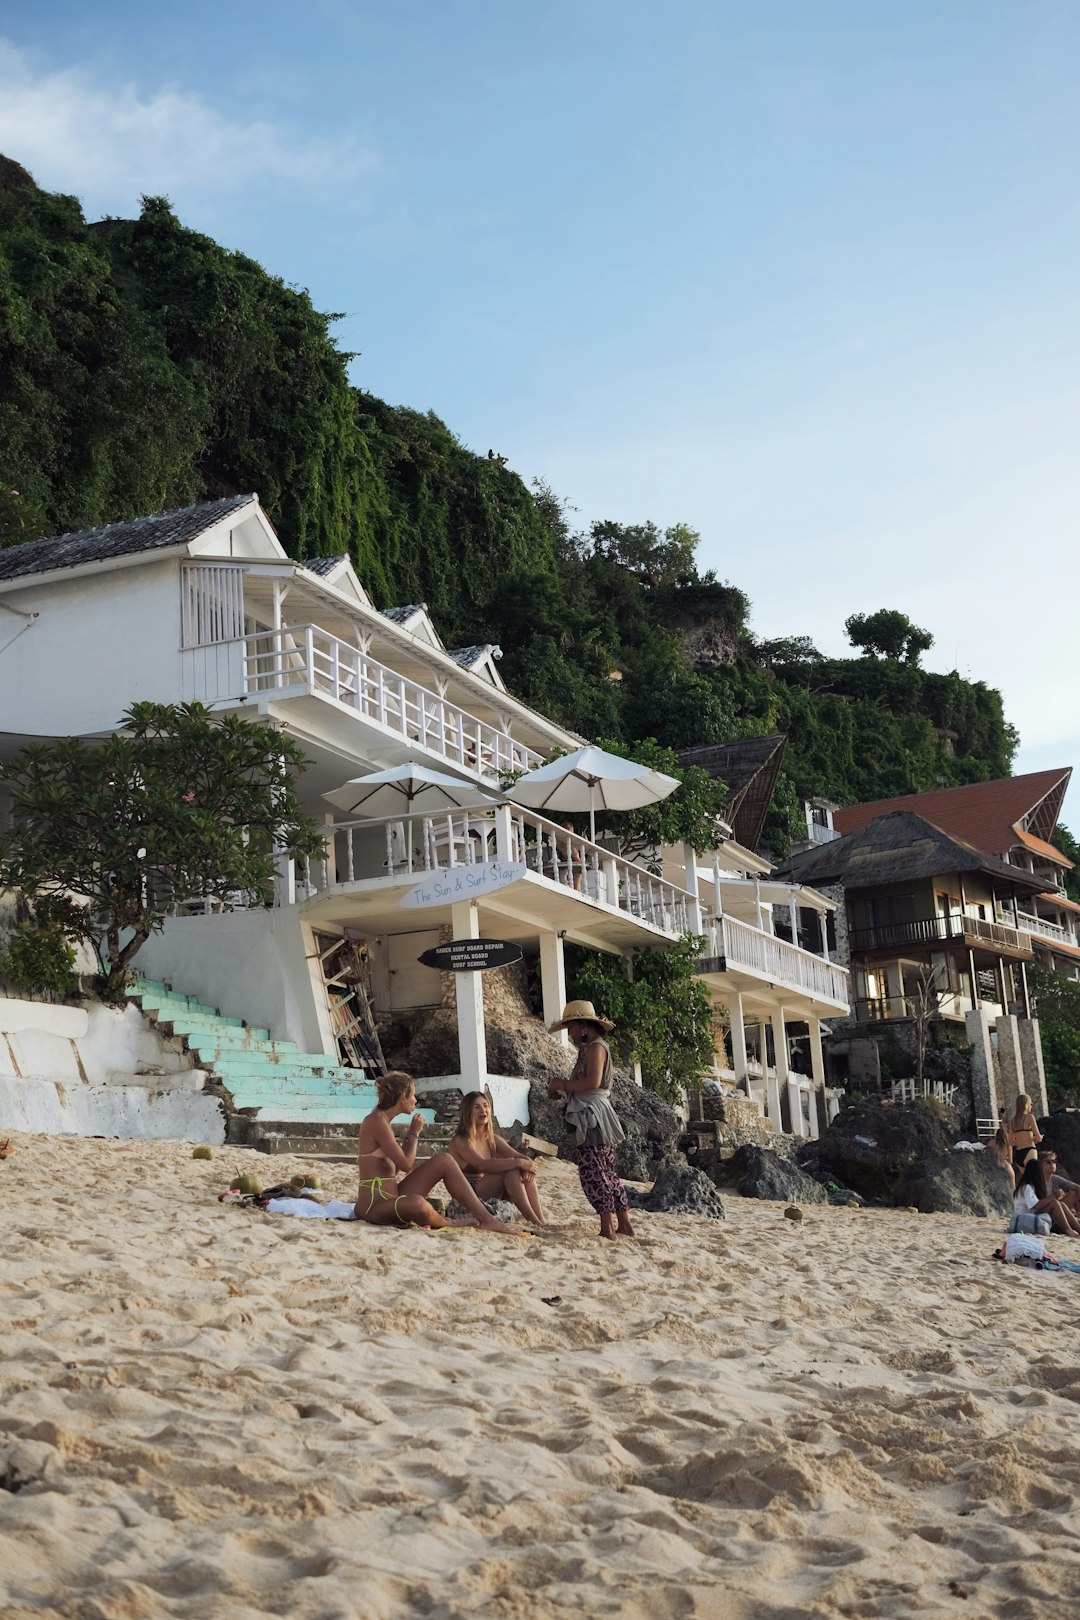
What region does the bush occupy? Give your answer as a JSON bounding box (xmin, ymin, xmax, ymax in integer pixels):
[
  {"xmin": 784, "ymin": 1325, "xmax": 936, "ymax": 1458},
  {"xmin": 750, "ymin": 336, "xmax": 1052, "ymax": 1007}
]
[{"xmin": 0, "ymin": 916, "xmax": 77, "ymax": 998}]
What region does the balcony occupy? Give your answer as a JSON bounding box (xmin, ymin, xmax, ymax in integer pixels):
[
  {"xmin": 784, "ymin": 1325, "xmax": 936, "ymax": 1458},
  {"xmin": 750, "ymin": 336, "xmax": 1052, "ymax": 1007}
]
[
  {"xmin": 295, "ymin": 804, "xmax": 694, "ymax": 941},
  {"xmin": 1016, "ymin": 911, "xmax": 1075, "ymax": 949},
  {"xmin": 181, "ymin": 623, "xmax": 545, "ymax": 780},
  {"xmin": 848, "ymin": 913, "xmax": 1032, "ymax": 959},
  {"xmin": 699, "ymin": 914, "xmax": 849, "ymax": 1008}
]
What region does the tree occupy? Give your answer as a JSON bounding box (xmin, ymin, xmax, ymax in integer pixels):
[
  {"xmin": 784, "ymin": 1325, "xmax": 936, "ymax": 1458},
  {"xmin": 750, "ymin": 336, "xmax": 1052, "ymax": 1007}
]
[
  {"xmin": 844, "ymin": 609, "xmax": 934, "ymax": 664},
  {"xmin": 0, "ymin": 702, "xmax": 324, "ymax": 1000},
  {"xmin": 566, "ymin": 935, "xmax": 714, "ymax": 1102},
  {"xmin": 589, "ymin": 519, "xmax": 700, "ymax": 587},
  {"xmin": 1031, "ymin": 964, "xmax": 1080, "ymax": 1104}
]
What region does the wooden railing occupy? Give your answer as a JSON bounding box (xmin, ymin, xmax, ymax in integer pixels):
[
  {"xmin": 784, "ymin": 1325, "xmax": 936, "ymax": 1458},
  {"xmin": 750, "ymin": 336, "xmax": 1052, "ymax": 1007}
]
[
  {"xmin": 183, "ymin": 623, "xmax": 545, "ymax": 780},
  {"xmin": 297, "ymin": 805, "xmax": 693, "ymax": 937},
  {"xmin": 848, "ymin": 913, "xmax": 1028, "ymax": 954},
  {"xmin": 701, "ymin": 915, "xmax": 849, "ymax": 1005}
]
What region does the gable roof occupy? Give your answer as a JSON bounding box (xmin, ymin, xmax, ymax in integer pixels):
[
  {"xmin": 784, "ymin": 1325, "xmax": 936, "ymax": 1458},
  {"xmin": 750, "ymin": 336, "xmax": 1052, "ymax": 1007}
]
[
  {"xmin": 0, "ymin": 494, "xmax": 258, "ymax": 584},
  {"xmin": 788, "ymin": 810, "xmax": 1045, "ymax": 894},
  {"xmin": 382, "ymin": 604, "xmax": 426, "ymax": 625},
  {"xmin": 833, "ymin": 769, "xmax": 1073, "ymax": 867},
  {"xmin": 301, "ymin": 554, "xmax": 349, "ymax": 577},
  {"xmin": 677, "ymin": 733, "xmax": 787, "ymax": 851}
]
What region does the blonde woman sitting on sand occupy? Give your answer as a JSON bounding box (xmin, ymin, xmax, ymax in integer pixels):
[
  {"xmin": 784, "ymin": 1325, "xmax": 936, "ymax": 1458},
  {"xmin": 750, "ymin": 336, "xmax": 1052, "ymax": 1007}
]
[
  {"xmin": 355, "ymin": 1071, "xmax": 515, "ymax": 1232},
  {"xmin": 1007, "ymin": 1094, "xmax": 1043, "ymax": 1177},
  {"xmin": 449, "ymin": 1090, "xmax": 546, "ymax": 1225}
]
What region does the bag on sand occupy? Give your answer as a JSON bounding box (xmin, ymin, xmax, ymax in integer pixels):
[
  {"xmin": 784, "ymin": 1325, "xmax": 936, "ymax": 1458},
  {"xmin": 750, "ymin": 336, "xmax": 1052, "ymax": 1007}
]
[{"xmin": 1009, "ymin": 1212, "xmax": 1053, "ymax": 1237}]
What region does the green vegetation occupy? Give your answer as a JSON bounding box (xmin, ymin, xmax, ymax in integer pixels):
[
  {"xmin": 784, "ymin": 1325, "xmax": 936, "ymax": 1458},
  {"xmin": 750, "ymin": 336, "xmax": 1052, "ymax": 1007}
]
[
  {"xmin": 0, "ymin": 702, "xmax": 323, "ymax": 1000},
  {"xmin": 565, "ymin": 935, "xmax": 715, "ymax": 1103},
  {"xmin": 0, "ymin": 160, "xmax": 1024, "ymax": 857},
  {"xmin": 0, "ymin": 902, "xmax": 78, "ymax": 999},
  {"xmin": 1031, "ymin": 965, "xmax": 1080, "ymax": 1104}
]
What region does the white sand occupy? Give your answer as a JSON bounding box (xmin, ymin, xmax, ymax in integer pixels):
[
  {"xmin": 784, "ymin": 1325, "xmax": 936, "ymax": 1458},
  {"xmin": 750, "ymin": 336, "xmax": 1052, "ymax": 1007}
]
[{"xmin": 1, "ymin": 1130, "xmax": 1078, "ymax": 1619}]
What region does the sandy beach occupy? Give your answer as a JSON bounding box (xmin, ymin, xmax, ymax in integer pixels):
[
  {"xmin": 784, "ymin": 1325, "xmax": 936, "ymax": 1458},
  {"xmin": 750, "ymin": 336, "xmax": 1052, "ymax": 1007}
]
[{"xmin": 1, "ymin": 1130, "xmax": 1078, "ymax": 1620}]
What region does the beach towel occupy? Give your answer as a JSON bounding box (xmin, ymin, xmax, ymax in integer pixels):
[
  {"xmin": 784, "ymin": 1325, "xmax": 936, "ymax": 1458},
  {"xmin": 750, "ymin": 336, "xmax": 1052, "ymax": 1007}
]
[
  {"xmin": 1004, "ymin": 1231, "xmax": 1047, "ymax": 1263},
  {"xmin": 263, "ymin": 1196, "xmax": 356, "ymax": 1220}
]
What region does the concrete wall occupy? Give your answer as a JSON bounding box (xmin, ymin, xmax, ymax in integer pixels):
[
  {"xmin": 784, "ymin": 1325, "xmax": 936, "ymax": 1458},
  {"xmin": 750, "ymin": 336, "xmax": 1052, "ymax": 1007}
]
[
  {"xmin": 0, "ymin": 995, "xmax": 224, "ymax": 1143},
  {"xmin": 138, "ymin": 908, "xmax": 331, "ymax": 1054}
]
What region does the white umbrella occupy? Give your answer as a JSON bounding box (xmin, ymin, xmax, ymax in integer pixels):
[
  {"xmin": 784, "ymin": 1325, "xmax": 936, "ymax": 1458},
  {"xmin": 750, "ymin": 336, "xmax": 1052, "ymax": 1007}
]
[
  {"xmin": 323, "ymin": 762, "xmax": 499, "ymax": 818},
  {"xmin": 506, "ymin": 744, "xmax": 680, "ymax": 841}
]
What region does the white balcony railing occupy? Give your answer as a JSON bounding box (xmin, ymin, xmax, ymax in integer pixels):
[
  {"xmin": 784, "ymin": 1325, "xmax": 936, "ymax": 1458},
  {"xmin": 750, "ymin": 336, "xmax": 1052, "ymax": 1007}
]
[
  {"xmin": 182, "ymin": 623, "xmax": 546, "ymax": 780},
  {"xmin": 1017, "ymin": 911, "xmax": 1074, "ymax": 948},
  {"xmin": 702, "ymin": 914, "xmax": 849, "ymax": 1006},
  {"xmin": 296, "ymin": 805, "xmax": 693, "ymax": 938}
]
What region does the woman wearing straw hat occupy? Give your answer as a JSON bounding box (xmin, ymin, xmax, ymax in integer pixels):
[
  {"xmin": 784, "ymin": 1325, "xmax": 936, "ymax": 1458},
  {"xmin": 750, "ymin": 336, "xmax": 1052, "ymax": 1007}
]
[{"xmin": 548, "ymin": 1000, "xmax": 635, "ymax": 1240}]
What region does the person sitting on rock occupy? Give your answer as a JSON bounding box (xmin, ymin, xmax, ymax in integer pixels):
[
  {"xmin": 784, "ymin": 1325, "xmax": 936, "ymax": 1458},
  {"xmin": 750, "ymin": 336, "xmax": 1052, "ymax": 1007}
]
[
  {"xmin": 354, "ymin": 1071, "xmax": 515, "ymax": 1232},
  {"xmin": 449, "ymin": 1090, "xmax": 546, "ymax": 1225},
  {"xmin": 1012, "ymin": 1157, "xmax": 1079, "ymax": 1237}
]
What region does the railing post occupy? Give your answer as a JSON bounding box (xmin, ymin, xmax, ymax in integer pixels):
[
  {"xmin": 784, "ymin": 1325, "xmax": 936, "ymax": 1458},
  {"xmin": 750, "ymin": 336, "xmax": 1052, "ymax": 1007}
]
[
  {"xmin": 681, "ymin": 841, "xmax": 702, "ymax": 933},
  {"xmin": 494, "ymin": 803, "xmax": 514, "ymax": 862},
  {"xmin": 323, "ymin": 812, "xmax": 337, "ymax": 886},
  {"xmin": 602, "ymin": 855, "xmax": 619, "ymax": 910}
]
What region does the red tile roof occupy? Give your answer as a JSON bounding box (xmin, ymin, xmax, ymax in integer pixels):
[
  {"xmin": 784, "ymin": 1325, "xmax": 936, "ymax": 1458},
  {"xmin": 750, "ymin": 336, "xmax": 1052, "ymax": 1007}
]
[{"xmin": 833, "ymin": 770, "xmax": 1073, "ymax": 866}]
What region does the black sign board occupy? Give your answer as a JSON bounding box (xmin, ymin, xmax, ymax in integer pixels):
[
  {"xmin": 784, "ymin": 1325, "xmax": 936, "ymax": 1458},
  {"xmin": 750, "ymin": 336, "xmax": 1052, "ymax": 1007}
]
[{"xmin": 417, "ymin": 938, "xmax": 524, "ymax": 973}]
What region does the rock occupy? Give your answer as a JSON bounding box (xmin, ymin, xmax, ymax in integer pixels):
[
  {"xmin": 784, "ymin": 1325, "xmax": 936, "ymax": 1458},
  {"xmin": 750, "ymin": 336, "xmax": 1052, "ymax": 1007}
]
[
  {"xmin": 625, "ymin": 1163, "xmax": 725, "ymax": 1219},
  {"xmin": 525, "ymin": 1076, "xmax": 683, "ymax": 1183},
  {"xmin": 718, "ymin": 1145, "xmax": 828, "ymax": 1204},
  {"xmin": 895, "ymin": 1151, "xmax": 1013, "ymax": 1218},
  {"xmin": 447, "ymin": 1196, "xmax": 518, "ymax": 1223},
  {"xmin": 1039, "ymin": 1110, "xmax": 1080, "ymax": 1182},
  {"xmin": 804, "ymin": 1102, "xmax": 954, "ymax": 1203}
]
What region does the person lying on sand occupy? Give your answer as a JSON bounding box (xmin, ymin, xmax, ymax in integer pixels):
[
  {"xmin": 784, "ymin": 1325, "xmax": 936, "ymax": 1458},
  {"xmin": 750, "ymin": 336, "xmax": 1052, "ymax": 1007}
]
[
  {"xmin": 449, "ymin": 1090, "xmax": 546, "ymax": 1225},
  {"xmin": 355, "ymin": 1071, "xmax": 516, "ymax": 1232}
]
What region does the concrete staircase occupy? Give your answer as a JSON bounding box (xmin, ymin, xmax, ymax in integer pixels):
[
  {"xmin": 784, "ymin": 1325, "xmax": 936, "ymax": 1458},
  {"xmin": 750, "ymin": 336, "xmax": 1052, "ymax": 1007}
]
[{"xmin": 126, "ymin": 977, "xmax": 434, "ymax": 1155}]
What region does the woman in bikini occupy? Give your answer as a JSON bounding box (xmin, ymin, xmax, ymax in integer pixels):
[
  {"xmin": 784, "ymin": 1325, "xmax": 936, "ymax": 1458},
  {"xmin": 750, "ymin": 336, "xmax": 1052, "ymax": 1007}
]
[
  {"xmin": 1007, "ymin": 1094, "xmax": 1043, "ymax": 1178},
  {"xmin": 449, "ymin": 1091, "xmax": 546, "ymax": 1225},
  {"xmin": 354, "ymin": 1071, "xmax": 514, "ymax": 1231}
]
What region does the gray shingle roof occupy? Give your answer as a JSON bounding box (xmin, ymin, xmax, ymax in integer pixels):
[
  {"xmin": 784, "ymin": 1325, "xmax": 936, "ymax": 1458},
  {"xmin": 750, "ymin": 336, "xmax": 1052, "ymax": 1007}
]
[
  {"xmin": 786, "ymin": 811, "xmax": 1045, "ymax": 893},
  {"xmin": 450, "ymin": 643, "xmax": 501, "ymax": 669},
  {"xmin": 382, "ymin": 604, "xmax": 427, "ymax": 625},
  {"xmin": 301, "ymin": 554, "xmax": 348, "ymax": 577},
  {"xmin": 0, "ymin": 494, "xmax": 257, "ymax": 585}
]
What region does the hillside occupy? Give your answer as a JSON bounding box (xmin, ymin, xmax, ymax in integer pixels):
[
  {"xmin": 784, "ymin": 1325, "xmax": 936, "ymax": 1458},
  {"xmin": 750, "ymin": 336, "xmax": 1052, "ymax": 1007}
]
[{"xmin": 0, "ymin": 161, "xmax": 1018, "ymax": 853}]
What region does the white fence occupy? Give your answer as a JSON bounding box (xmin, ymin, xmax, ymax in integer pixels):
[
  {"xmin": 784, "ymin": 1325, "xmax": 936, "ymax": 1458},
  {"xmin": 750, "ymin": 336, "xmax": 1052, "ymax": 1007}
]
[{"xmin": 703, "ymin": 914, "xmax": 849, "ymax": 1005}]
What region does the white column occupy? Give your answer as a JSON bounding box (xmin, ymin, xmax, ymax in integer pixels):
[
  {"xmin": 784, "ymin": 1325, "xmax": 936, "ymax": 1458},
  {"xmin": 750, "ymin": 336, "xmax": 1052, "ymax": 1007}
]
[
  {"xmin": 681, "ymin": 840, "xmax": 702, "ymax": 933},
  {"xmin": 788, "ymin": 894, "xmax": 799, "ymax": 947},
  {"xmin": 493, "ymin": 802, "xmax": 515, "ymax": 862},
  {"xmin": 771, "ymin": 1006, "xmax": 803, "ymax": 1136},
  {"xmin": 763, "ymin": 1015, "xmax": 782, "ymax": 1130},
  {"xmin": 451, "ymin": 900, "xmax": 488, "ymax": 1086},
  {"xmin": 539, "ymin": 931, "xmax": 569, "ymax": 1048},
  {"xmin": 729, "ymin": 991, "xmax": 748, "ymax": 1085},
  {"xmin": 807, "ymin": 1015, "xmax": 826, "ymax": 1140},
  {"xmin": 323, "ymin": 811, "xmax": 337, "ymax": 886}
]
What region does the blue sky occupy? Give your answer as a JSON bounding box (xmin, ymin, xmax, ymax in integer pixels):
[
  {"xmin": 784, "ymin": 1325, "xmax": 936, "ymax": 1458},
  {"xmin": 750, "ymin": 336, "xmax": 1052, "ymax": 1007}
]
[{"xmin": 2, "ymin": 1, "xmax": 1078, "ymax": 827}]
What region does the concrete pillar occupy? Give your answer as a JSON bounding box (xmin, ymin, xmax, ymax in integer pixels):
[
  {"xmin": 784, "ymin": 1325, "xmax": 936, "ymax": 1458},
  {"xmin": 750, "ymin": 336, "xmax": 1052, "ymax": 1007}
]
[
  {"xmin": 807, "ymin": 1015, "xmax": 826, "ymax": 1139},
  {"xmin": 539, "ymin": 931, "xmax": 569, "ymax": 1049},
  {"xmin": 995, "ymin": 1015, "xmax": 1024, "ymax": 1115},
  {"xmin": 322, "ymin": 811, "xmax": 337, "ymax": 886},
  {"xmin": 493, "ymin": 803, "xmax": 515, "ymax": 862},
  {"xmin": 965, "ymin": 1008, "xmax": 999, "ymax": 1127},
  {"xmin": 450, "ymin": 900, "xmax": 487, "ymax": 1086},
  {"xmin": 767, "ymin": 1009, "xmax": 787, "ymax": 1133},
  {"xmin": 1017, "ymin": 1017, "xmax": 1049, "ymax": 1116},
  {"xmin": 729, "ymin": 991, "xmax": 748, "ymax": 1086},
  {"xmin": 681, "ymin": 841, "xmax": 703, "ymax": 934}
]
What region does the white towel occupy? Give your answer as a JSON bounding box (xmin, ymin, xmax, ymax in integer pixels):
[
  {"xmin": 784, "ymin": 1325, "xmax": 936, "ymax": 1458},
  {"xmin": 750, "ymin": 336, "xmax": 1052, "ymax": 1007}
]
[{"xmin": 264, "ymin": 1196, "xmax": 356, "ymax": 1220}]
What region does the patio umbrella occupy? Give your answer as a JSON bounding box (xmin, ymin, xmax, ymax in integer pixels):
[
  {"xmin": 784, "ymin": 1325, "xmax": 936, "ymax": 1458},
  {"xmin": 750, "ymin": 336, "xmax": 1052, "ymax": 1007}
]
[
  {"xmin": 506, "ymin": 744, "xmax": 680, "ymax": 841},
  {"xmin": 322, "ymin": 762, "xmax": 499, "ymax": 818}
]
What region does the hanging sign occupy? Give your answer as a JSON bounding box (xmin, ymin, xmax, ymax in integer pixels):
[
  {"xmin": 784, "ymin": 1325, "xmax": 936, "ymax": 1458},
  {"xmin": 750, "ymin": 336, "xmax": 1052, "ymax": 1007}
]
[
  {"xmin": 417, "ymin": 938, "xmax": 524, "ymax": 973},
  {"xmin": 399, "ymin": 859, "xmax": 526, "ymax": 910}
]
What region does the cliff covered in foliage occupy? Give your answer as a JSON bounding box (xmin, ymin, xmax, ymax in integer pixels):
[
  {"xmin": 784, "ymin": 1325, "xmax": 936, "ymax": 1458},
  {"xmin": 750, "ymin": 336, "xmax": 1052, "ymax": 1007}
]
[{"xmin": 0, "ymin": 162, "xmax": 1018, "ymax": 852}]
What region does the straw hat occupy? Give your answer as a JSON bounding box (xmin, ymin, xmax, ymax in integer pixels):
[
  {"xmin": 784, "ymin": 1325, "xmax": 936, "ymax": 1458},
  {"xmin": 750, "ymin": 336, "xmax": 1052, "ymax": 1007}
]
[{"xmin": 547, "ymin": 999, "xmax": 615, "ymax": 1033}]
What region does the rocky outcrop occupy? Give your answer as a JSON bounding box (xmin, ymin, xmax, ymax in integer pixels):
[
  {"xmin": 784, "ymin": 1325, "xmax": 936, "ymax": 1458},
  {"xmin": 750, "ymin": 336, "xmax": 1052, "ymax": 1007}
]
[
  {"xmin": 717, "ymin": 1145, "xmax": 828, "ymax": 1205},
  {"xmin": 1039, "ymin": 1110, "xmax": 1080, "ymax": 1182},
  {"xmin": 626, "ymin": 1163, "xmax": 725, "ymax": 1219},
  {"xmin": 802, "ymin": 1101, "xmax": 954, "ymax": 1204},
  {"xmin": 403, "ymin": 1006, "xmax": 568, "ymax": 1080},
  {"xmin": 525, "ymin": 1076, "xmax": 682, "ymax": 1182},
  {"xmin": 894, "ymin": 1151, "xmax": 1013, "ymax": 1218}
]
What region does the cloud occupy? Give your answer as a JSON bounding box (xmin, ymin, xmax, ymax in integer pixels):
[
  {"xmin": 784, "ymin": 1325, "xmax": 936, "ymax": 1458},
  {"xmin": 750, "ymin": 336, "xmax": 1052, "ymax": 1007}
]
[{"xmin": 0, "ymin": 39, "xmax": 378, "ymax": 215}]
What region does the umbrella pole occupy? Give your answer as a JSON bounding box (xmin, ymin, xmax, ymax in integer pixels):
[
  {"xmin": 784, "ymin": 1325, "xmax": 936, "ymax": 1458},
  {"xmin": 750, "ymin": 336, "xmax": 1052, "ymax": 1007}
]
[{"xmin": 589, "ymin": 798, "xmax": 596, "ymax": 844}]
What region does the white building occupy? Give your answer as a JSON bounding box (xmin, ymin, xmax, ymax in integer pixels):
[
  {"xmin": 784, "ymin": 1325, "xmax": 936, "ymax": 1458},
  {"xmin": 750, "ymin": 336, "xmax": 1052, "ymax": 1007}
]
[{"xmin": 0, "ymin": 495, "xmax": 847, "ymax": 1137}]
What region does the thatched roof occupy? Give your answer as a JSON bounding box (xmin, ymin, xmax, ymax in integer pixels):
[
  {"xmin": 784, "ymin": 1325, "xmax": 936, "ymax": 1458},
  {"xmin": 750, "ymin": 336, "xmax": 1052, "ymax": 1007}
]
[
  {"xmin": 787, "ymin": 811, "xmax": 1046, "ymax": 895},
  {"xmin": 677, "ymin": 733, "xmax": 786, "ymax": 851}
]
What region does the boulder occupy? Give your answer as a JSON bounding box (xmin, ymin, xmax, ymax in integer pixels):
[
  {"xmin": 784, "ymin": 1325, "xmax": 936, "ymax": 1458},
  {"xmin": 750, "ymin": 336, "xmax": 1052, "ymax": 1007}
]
[
  {"xmin": 718, "ymin": 1144, "xmax": 828, "ymax": 1204},
  {"xmin": 895, "ymin": 1151, "xmax": 1013, "ymax": 1218},
  {"xmin": 804, "ymin": 1101, "xmax": 953, "ymax": 1203},
  {"xmin": 1038, "ymin": 1110, "xmax": 1080, "ymax": 1182},
  {"xmin": 525, "ymin": 1075, "xmax": 682, "ymax": 1182},
  {"xmin": 625, "ymin": 1163, "xmax": 725, "ymax": 1219}
]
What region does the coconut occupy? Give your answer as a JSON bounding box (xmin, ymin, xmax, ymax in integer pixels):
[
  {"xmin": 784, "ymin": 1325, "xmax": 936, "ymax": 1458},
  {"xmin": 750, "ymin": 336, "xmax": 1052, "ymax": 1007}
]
[
  {"xmin": 783, "ymin": 1205, "xmax": 803, "ymax": 1222},
  {"xmin": 302, "ymin": 1174, "xmax": 322, "ymax": 1189},
  {"xmin": 192, "ymin": 1145, "xmax": 214, "ymax": 1160}
]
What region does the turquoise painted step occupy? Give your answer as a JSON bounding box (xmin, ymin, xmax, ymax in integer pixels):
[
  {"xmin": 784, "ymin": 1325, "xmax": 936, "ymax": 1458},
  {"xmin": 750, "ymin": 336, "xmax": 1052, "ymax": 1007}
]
[
  {"xmin": 205, "ymin": 1055, "xmax": 361, "ymax": 1080},
  {"xmin": 214, "ymin": 1076, "xmax": 379, "ymax": 1100}
]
